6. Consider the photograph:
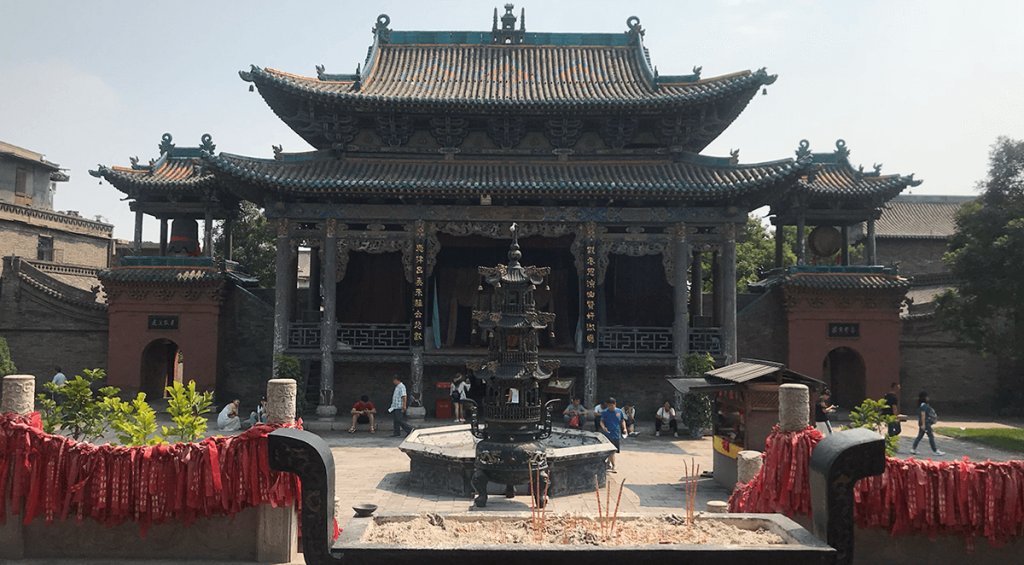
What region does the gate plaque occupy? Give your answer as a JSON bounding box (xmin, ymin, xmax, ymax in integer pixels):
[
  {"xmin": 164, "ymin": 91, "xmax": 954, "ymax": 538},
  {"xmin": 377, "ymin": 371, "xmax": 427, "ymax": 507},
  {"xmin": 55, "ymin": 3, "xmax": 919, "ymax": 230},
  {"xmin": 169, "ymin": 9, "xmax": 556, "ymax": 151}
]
[
  {"xmin": 827, "ymin": 323, "xmax": 859, "ymax": 338},
  {"xmin": 148, "ymin": 315, "xmax": 179, "ymax": 330}
]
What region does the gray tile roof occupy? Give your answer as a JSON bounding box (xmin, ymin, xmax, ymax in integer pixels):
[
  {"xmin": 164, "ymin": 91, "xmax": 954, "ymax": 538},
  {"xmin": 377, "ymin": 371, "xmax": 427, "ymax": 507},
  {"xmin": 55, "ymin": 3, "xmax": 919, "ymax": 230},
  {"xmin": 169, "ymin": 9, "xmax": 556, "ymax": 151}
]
[{"xmin": 873, "ymin": 195, "xmax": 975, "ymax": 239}]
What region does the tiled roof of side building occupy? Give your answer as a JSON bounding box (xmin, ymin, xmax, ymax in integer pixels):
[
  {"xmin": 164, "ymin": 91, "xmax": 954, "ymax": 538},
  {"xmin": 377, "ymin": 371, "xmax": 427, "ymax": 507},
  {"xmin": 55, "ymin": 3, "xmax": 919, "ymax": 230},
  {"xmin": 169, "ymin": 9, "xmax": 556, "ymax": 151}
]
[
  {"xmin": 90, "ymin": 134, "xmax": 217, "ymax": 195},
  {"xmin": 98, "ymin": 266, "xmax": 225, "ymax": 284},
  {"xmin": 873, "ymin": 195, "xmax": 975, "ymax": 238},
  {"xmin": 780, "ymin": 272, "xmax": 910, "ymax": 291},
  {"xmin": 204, "ymin": 151, "xmax": 810, "ymax": 203},
  {"xmin": 788, "ymin": 140, "xmax": 921, "ymax": 204}
]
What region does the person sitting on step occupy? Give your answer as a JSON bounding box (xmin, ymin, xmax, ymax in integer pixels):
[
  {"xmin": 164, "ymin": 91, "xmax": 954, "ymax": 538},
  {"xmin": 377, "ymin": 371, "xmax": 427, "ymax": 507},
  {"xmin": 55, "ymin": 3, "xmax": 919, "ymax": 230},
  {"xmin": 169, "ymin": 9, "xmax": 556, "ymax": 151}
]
[
  {"xmin": 655, "ymin": 400, "xmax": 678, "ymax": 437},
  {"xmin": 349, "ymin": 395, "xmax": 376, "ymax": 433}
]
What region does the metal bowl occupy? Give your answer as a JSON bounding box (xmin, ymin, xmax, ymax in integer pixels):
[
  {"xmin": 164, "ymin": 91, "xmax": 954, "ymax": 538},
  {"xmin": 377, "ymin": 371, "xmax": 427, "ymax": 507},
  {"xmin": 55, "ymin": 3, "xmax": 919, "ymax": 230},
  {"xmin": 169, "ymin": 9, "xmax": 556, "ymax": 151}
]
[{"xmin": 352, "ymin": 504, "xmax": 378, "ymax": 517}]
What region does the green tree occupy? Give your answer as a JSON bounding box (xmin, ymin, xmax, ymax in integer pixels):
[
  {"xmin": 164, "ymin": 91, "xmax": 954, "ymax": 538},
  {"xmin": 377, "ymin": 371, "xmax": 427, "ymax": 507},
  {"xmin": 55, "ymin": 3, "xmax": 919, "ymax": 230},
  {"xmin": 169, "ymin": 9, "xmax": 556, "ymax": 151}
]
[
  {"xmin": 38, "ymin": 368, "xmax": 118, "ymax": 442},
  {"xmin": 935, "ymin": 137, "xmax": 1024, "ymax": 402},
  {"xmin": 214, "ymin": 201, "xmax": 276, "ymax": 287},
  {"xmin": 844, "ymin": 397, "xmax": 898, "ymax": 456},
  {"xmin": 161, "ymin": 380, "xmax": 214, "ymax": 442},
  {"xmin": 101, "ymin": 392, "xmax": 161, "ymax": 446},
  {"xmin": 0, "ymin": 336, "xmax": 17, "ymax": 376}
]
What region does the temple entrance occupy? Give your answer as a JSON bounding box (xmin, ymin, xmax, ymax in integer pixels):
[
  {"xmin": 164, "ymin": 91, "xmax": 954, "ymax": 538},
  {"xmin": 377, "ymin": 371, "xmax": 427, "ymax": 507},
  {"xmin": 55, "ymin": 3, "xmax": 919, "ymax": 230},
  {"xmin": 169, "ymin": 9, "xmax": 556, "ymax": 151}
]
[
  {"xmin": 140, "ymin": 339, "xmax": 183, "ymax": 399},
  {"xmin": 822, "ymin": 347, "xmax": 866, "ymax": 407}
]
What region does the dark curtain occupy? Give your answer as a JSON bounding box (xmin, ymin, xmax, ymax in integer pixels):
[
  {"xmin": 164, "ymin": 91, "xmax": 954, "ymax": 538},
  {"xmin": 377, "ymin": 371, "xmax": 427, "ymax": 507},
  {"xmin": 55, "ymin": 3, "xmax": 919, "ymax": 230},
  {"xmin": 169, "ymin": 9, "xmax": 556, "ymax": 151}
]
[
  {"xmin": 605, "ymin": 254, "xmax": 673, "ymax": 327},
  {"xmin": 335, "ymin": 252, "xmax": 410, "ymax": 323}
]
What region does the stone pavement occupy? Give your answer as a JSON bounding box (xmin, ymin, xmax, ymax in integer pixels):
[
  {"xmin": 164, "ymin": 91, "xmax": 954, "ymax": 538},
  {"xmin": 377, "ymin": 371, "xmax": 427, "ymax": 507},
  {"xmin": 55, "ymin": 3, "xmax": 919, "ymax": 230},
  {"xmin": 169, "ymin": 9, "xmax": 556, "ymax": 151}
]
[{"xmin": 325, "ymin": 419, "xmax": 727, "ymax": 531}]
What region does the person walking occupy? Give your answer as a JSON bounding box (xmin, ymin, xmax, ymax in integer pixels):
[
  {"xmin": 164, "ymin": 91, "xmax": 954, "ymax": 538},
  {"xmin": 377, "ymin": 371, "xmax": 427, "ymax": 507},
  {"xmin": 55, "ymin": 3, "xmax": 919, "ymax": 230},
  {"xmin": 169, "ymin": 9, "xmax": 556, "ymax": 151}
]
[
  {"xmin": 599, "ymin": 397, "xmax": 627, "ymax": 473},
  {"xmin": 883, "ymin": 382, "xmax": 902, "ymax": 437},
  {"xmin": 816, "ymin": 389, "xmax": 837, "ymax": 434},
  {"xmin": 389, "ymin": 376, "xmax": 414, "ymax": 437},
  {"xmin": 911, "ymin": 391, "xmax": 945, "ymax": 456}
]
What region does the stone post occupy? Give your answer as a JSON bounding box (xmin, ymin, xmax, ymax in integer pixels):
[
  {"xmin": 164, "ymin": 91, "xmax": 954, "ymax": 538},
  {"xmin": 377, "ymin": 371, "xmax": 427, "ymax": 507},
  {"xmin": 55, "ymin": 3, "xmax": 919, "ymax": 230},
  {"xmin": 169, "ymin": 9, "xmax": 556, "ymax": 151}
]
[
  {"xmin": 584, "ymin": 349, "xmax": 597, "ymax": 409},
  {"xmin": 779, "ymin": 383, "xmax": 810, "ymax": 431},
  {"xmin": 774, "ymin": 223, "xmax": 785, "ymax": 268},
  {"xmin": 706, "ymin": 500, "xmax": 729, "ymax": 514},
  {"xmin": 223, "ymin": 217, "xmax": 234, "ymax": 261},
  {"xmin": 407, "ymin": 347, "xmax": 426, "ymax": 420},
  {"xmin": 317, "ymin": 227, "xmax": 337, "ymax": 420},
  {"xmin": 271, "ymin": 220, "xmax": 292, "ymax": 377},
  {"xmin": 0, "ymin": 375, "xmax": 33, "ymax": 559},
  {"xmin": 1, "ymin": 375, "xmax": 35, "ymax": 415},
  {"xmin": 737, "ymin": 450, "xmax": 763, "ymax": 484},
  {"xmin": 721, "ymin": 224, "xmax": 738, "ymax": 365},
  {"xmin": 840, "ymin": 225, "xmax": 850, "ymax": 266},
  {"xmin": 672, "ymin": 224, "xmax": 689, "ymax": 376},
  {"xmin": 258, "ymin": 379, "xmax": 299, "ymax": 563}
]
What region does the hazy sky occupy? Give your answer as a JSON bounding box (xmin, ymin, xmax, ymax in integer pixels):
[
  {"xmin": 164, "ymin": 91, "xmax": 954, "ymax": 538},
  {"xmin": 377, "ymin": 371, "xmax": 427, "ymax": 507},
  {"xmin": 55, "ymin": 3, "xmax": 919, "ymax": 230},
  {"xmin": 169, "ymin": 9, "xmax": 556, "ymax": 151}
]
[{"xmin": 2, "ymin": 0, "xmax": 1022, "ymax": 240}]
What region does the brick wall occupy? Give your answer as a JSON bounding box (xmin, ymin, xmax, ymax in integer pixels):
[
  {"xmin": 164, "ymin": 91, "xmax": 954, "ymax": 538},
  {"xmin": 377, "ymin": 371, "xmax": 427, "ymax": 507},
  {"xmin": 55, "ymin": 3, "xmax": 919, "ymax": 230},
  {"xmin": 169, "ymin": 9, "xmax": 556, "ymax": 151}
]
[
  {"xmin": 0, "ymin": 258, "xmax": 108, "ymax": 389},
  {"xmin": 0, "ymin": 218, "xmax": 110, "ymax": 268},
  {"xmin": 899, "ymin": 315, "xmax": 1000, "ymax": 414},
  {"xmin": 216, "ymin": 285, "xmax": 274, "ymax": 410}
]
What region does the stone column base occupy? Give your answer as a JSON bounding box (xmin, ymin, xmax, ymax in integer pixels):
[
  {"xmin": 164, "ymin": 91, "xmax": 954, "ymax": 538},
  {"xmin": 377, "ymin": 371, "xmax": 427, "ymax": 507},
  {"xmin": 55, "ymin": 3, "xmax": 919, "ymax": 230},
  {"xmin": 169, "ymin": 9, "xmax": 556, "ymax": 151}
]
[
  {"xmin": 257, "ymin": 505, "xmax": 298, "ymax": 563},
  {"xmin": 406, "ymin": 406, "xmax": 427, "ymax": 420}
]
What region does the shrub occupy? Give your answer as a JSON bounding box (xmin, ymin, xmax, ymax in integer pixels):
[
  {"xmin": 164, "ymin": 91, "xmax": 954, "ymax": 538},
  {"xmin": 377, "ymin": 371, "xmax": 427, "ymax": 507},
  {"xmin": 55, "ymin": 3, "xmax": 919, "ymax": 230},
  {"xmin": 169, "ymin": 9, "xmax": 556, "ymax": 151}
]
[
  {"xmin": 0, "ymin": 336, "xmax": 17, "ymax": 376},
  {"xmin": 161, "ymin": 380, "xmax": 214, "ymax": 443},
  {"xmin": 102, "ymin": 392, "xmax": 161, "ymax": 446},
  {"xmin": 844, "ymin": 397, "xmax": 898, "ymax": 456},
  {"xmin": 38, "ymin": 368, "xmax": 118, "ymax": 442}
]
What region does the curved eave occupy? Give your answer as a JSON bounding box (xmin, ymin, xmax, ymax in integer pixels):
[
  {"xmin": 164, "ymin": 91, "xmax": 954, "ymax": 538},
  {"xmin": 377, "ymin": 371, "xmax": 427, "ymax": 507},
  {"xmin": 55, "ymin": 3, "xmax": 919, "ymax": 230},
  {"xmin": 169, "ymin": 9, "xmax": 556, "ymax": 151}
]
[
  {"xmin": 90, "ymin": 164, "xmax": 217, "ymax": 196},
  {"xmin": 204, "ymin": 151, "xmax": 810, "ymax": 205}
]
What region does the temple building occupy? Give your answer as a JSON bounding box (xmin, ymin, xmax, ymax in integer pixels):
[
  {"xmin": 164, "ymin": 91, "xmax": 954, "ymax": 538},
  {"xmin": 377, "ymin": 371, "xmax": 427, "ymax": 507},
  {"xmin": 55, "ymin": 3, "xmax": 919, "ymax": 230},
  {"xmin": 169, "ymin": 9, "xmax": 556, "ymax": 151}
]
[{"xmin": 92, "ymin": 7, "xmax": 928, "ymax": 418}]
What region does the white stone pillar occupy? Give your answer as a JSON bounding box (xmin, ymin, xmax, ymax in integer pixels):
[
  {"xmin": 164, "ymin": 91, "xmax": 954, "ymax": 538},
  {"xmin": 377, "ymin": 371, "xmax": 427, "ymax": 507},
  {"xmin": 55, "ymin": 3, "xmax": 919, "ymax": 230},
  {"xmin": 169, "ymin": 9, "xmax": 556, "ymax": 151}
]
[
  {"xmin": 265, "ymin": 379, "xmax": 297, "ymax": 424},
  {"xmin": 737, "ymin": 450, "xmax": 763, "ymax": 484},
  {"xmin": 706, "ymin": 500, "xmax": 729, "ymax": 514},
  {"xmin": 779, "ymin": 383, "xmax": 810, "ymax": 431},
  {"xmin": 1, "ymin": 375, "xmax": 35, "ymax": 415}
]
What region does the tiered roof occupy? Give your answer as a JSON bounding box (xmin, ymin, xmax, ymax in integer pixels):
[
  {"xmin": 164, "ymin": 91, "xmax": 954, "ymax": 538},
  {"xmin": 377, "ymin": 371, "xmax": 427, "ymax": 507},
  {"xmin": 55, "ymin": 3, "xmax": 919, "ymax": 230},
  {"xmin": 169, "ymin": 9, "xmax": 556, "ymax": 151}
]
[
  {"xmin": 90, "ymin": 134, "xmax": 216, "ymax": 196},
  {"xmin": 204, "ymin": 150, "xmax": 810, "ymax": 204}
]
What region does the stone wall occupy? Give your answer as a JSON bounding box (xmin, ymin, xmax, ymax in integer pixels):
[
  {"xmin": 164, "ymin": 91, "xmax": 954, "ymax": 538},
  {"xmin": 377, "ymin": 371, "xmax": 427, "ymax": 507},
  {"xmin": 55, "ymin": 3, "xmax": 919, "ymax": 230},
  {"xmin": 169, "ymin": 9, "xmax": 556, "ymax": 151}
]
[
  {"xmin": 217, "ymin": 285, "xmax": 275, "ymax": 409},
  {"xmin": 899, "ymin": 314, "xmax": 1001, "ymax": 414},
  {"xmin": 0, "ymin": 218, "xmax": 110, "ymax": 268},
  {"xmin": 737, "ymin": 289, "xmax": 788, "ymax": 364},
  {"xmin": 0, "ymin": 257, "xmax": 108, "ymax": 387}
]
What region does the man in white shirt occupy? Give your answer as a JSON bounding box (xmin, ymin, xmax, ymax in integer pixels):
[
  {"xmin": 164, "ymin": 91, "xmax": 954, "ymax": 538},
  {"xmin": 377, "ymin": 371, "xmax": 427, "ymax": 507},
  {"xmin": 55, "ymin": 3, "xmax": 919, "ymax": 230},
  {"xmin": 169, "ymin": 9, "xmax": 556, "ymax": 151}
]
[
  {"xmin": 389, "ymin": 376, "xmax": 414, "ymax": 437},
  {"xmin": 51, "ymin": 366, "xmax": 66, "ymax": 386}
]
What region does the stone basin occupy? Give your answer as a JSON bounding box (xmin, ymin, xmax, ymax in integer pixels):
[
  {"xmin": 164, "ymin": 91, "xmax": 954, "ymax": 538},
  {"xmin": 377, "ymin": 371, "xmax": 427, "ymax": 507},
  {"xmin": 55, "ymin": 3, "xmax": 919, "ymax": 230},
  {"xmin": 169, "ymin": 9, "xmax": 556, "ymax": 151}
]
[
  {"xmin": 337, "ymin": 512, "xmax": 836, "ymax": 565},
  {"xmin": 400, "ymin": 425, "xmax": 617, "ymax": 496}
]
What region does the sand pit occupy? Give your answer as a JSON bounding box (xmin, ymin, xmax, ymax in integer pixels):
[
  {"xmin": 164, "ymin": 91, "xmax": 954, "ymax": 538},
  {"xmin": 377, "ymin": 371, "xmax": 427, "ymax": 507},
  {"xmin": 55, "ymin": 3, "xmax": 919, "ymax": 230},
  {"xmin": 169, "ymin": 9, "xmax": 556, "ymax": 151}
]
[{"xmin": 363, "ymin": 513, "xmax": 784, "ymax": 547}]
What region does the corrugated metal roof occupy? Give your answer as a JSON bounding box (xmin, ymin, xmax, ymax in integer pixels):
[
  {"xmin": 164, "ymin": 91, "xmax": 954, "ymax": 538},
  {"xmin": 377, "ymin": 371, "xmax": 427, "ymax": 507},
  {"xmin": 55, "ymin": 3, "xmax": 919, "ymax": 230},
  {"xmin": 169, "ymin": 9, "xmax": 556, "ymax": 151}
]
[{"xmin": 705, "ymin": 360, "xmax": 786, "ymax": 383}]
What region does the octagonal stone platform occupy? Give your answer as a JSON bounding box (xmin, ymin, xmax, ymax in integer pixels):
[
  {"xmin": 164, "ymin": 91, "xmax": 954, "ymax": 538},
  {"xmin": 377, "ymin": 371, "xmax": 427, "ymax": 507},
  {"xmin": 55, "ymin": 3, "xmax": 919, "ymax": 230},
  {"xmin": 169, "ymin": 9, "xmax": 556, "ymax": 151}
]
[{"xmin": 400, "ymin": 425, "xmax": 617, "ymax": 497}]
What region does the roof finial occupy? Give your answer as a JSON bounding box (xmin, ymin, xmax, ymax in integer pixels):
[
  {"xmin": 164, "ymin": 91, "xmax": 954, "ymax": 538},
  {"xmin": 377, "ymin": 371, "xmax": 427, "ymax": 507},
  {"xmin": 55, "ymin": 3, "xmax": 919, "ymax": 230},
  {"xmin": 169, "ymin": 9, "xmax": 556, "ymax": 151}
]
[
  {"xmin": 373, "ymin": 14, "xmax": 391, "ymax": 43},
  {"xmin": 493, "ymin": 7, "xmax": 498, "ymax": 32},
  {"xmin": 158, "ymin": 133, "xmax": 175, "ymax": 156},
  {"xmin": 508, "ymin": 223, "xmax": 522, "ymax": 265},
  {"xmin": 520, "ymin": 7, "xmax": 525, "ymax": 32},
  {"xmin": 795, "ymin": 139, "xmax": 811, "ymax": 160},
  {"xmin": 835, "ymin": 139, "xmax": 850, "ymax": 160},
  {"xmin": 199, "ymin": 134, "xmax": 216, "ymax": 154}
]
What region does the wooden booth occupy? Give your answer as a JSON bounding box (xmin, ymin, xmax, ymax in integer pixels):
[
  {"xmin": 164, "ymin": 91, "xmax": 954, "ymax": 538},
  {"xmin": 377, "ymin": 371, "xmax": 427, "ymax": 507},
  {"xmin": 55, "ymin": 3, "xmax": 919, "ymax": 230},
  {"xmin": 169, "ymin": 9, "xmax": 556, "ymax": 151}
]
[{"xmin": 670, "ymin": 359, "xmax": 823, "ymax": 491}]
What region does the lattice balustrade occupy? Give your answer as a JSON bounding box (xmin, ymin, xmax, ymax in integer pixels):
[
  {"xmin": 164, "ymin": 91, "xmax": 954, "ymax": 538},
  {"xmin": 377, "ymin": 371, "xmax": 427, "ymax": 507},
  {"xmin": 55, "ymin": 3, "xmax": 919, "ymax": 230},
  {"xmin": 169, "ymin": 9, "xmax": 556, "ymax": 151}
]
[
  {"xmin": 497, "ymin": 351, "xmax": 538, "ymax": 364},
  {"xmin": 597, "ymin": 326, "xmax": 673, "ymax": 353},
  {"xmin": 287, "ymin": 323, "xmax": 322, "ymax": 349},
  {"xmin": 689, "ymin": 327, "xmax": 722, "ymax": 355},
  {"xmin": 482, "ymin": 404, "xmax": 542, "ymax": 421},
  {"xmin": 336, "ymin": 323, "xmax": 411, "ymax": 351}
]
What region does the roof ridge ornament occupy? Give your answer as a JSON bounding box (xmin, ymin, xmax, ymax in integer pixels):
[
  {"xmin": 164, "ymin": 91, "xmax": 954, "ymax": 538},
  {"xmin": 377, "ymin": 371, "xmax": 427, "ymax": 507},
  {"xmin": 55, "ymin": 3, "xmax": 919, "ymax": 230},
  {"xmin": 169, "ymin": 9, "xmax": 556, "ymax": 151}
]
[
  {"xmin": 158, "ymin": 133, "xmax": 175, "ymax": 156},
  {"xmin": 492, "ymin": 4, "xmax": 525, "ymax": 44},
  {"xmin": 795, "ymin": 139, "xmax": 812, "ymax": 160},
  {"xmin": 373, "ymin": 14, "xmax": 391, "ymax": 44},
  {"xmin": 835, "ymin": 139, "xmax": 850, "ymax": 160},
  {"xmin": 199, "ymin": 134, "xmax": 216, "ymax": 155}
]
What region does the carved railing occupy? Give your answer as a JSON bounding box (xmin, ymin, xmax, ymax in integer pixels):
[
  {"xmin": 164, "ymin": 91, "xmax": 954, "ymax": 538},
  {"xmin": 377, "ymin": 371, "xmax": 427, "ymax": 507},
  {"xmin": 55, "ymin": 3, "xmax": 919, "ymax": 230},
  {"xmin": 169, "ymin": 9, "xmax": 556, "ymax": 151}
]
[
  {"xmin": 689, "ymin": 327, "xmax": 722, "ymax": 355},
  {"xmin": 287, "ymin": 323, "xmax": 322, "ymax": 349},
  {"xmin": 597, "ymin": 326, "xmax": 673, "ymax": 353},
  {"xmin": 336, "ymin": 323, "xmax": 411, "ymax": 351},
  {"xmin": 287, "ymin": 323, "xmax": 412, "ymax": 351}
]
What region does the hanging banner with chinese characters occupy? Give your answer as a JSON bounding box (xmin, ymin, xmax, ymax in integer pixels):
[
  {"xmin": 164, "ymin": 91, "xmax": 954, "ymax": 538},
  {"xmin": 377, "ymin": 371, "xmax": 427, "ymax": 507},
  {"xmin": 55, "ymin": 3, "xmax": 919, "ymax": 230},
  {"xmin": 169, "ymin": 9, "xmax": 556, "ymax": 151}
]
[
  {"xmin": 584, "ymin": 231, "xmax": 598, "ymax": 348},
  {"xmin": 411, "ymin": 226, "xmax": 426, "ymax": 346}
]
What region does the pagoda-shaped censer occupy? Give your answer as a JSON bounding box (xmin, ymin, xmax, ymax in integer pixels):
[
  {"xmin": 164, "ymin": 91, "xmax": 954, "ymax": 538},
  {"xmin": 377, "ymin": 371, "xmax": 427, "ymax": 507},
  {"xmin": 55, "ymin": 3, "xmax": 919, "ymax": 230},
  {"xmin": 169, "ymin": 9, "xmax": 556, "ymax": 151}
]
[{"xmin": 467, "ymin": 223, "xmax": 559, "ymax": 507}]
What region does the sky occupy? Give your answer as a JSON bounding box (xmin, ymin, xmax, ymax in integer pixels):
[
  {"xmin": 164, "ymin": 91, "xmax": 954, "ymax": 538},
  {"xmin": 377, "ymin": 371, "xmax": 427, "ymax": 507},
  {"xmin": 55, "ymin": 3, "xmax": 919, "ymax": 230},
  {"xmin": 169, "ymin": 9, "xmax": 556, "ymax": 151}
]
[{"xmin": 2, "ymin": 0, "xmax": 1022, "ymax": 241}]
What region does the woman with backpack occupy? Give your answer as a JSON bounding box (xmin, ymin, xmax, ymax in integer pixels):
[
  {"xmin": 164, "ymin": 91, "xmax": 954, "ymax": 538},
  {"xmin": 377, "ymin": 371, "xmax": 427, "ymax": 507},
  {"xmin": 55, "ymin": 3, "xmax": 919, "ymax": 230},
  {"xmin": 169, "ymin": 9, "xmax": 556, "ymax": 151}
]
[
  {"xmin": 910, "ymin": 391, "xmax": 945, "ymax": 456},
  {"xmin": 451, "ymin": 373, "xmax": 471, "ymax": 423}
]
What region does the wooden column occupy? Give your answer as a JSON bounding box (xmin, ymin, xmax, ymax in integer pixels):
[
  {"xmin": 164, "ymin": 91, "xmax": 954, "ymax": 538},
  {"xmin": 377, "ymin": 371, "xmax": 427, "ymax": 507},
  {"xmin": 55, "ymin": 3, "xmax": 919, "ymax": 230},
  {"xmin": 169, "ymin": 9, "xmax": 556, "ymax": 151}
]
[
  {"xmin": 316, "ymin": 225, "xmax": 337, "ymax": 419},
  {"xmin": 271, "ymin": 220, "xmax": 293, "ymax": 376},
  {"xmin": 410, "ymin": 221, "xmax": 427, "ymax": 409},
  {"xmin": 691, "ymin": 250, "xmax": 703, "ymax": 317},
  {"xmin": 308, "ymin": 246, "xmax": 321, "ymax": 314},
  {"xmin": 840, "ymin": 225, "xmax": 850, "ymax": 266},
  {"xmin": 582, "ymin": 222, "xmax": 599, "ymax": 406},
  {"xmin": 204, "ymin": 208, "xmax": 214, "ymax": 258},
  {"xmin": 796, "ymin": 215, "xmax": 806, "ymax": 266},
  {"xmin": 721, "ymin": 224, "xmax": 738, "ymax": 364},
  {"xmin": 224, "ymin": 217, "xmax": 234, "ymax": 261},
  {"xmin": 712, "ymin": 250, "xmax": 723, "ymax": 327},
  {"xmin": 672, "ymin": 224, "xmax": 689, "ymax": 375},
  {"xmin": 133, "ymin": 208, "xmax": 144, "ymax": 254},
  {"xmin": 867, "ymin": 217, "xmax": 877, "ymax": 265},
  {"xmin": 774, "ymin": 224, "xmax": 785, "ymax": 268},
  {"xmin": 159, "ymin": 218, "xmax": 168, "ymax": 256}
]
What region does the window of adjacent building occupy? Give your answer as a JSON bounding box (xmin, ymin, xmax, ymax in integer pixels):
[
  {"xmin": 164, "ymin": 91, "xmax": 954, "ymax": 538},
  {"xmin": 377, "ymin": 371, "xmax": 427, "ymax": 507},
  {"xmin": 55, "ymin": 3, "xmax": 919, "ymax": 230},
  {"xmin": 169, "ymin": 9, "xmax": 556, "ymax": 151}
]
[
  {"xmin": 37, "ymin": 236, "xmax": 54, "ymax": 261},
  {"xmin": 15, "ymin": 168, "xmax": 28, "ymax": 194}
]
